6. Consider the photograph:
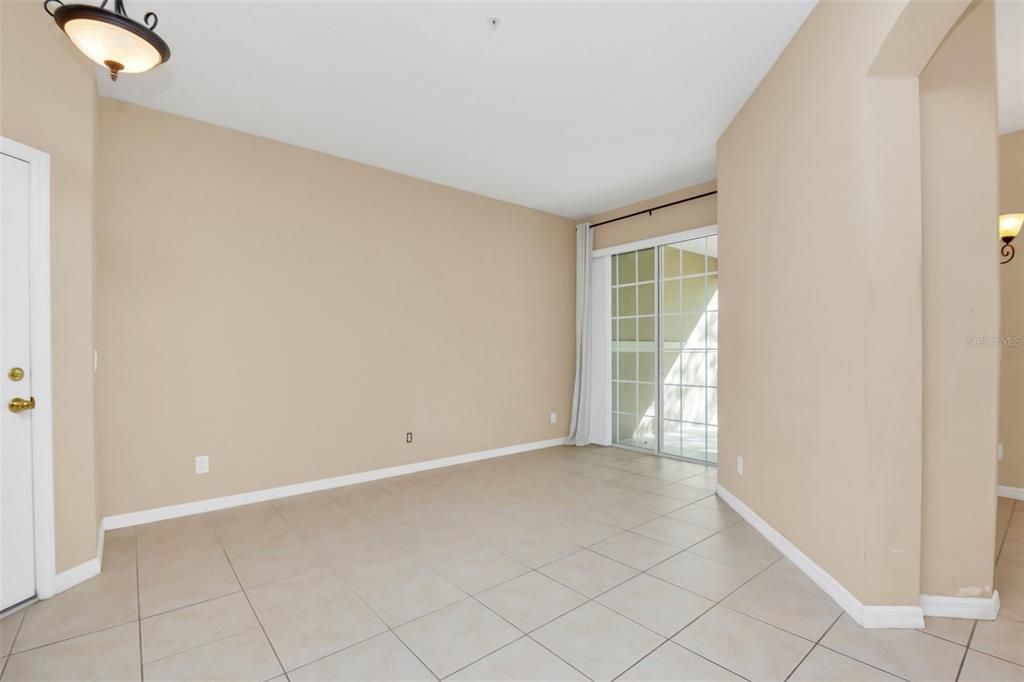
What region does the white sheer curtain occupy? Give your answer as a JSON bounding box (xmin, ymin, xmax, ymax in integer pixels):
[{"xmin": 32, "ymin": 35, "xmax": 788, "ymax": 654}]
[{"xmin": 568, "ymin": 223, "xmax": 592, "ymax": 445}]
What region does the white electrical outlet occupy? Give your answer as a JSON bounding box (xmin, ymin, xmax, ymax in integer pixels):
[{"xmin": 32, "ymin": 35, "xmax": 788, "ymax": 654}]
[
  {"xmin": 195, "ymin": 455, "xmax": 209, "ymax": 474},
  {"xmin": 737, "ymin": 456, "xmax": 744, "ymax": 476},
  {"xmin": 549, "ymin": 412, "xmax": 557, "ymax": 424},
  {"xmin": 997, "ymin": 443, "xmax": 1004, "ymax": 461}
]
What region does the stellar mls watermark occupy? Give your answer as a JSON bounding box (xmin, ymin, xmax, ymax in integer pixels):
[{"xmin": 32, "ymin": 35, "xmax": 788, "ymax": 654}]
[{"xmin": 968, "ymin": 335, "xmax": 1024, "ymax": 347}]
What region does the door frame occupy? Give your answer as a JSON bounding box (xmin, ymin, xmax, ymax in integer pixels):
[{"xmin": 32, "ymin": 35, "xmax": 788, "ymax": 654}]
[
  {"xmin": 589, "ymin": 224, "xmax": 718, "ymax": 461},
  {"xmin": 1, "ymin": 137, "xmax": 56, "ymax": 601}
]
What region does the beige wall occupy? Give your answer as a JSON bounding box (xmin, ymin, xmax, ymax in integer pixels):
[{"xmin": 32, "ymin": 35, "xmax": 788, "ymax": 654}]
[
  {"xmin": 0, "ymin": 0, "xmax": 100, "ymax": 572},
  {"xmin": 920, "ymin": 0, "xmax": 999, "ymax": 598},
  {"xmin": 718, "ymin": 0, "xmax": 905, "ymax": 605},
  {"xmin": 95, "ymin": 100, "xmax": 576, "ymax": 517},
  {"xmin": 1000, "ymin": 129, "xmax": 1024, "ymax": 490},
  {"xmin": 717, "ymin": 0, "xmax": 997, "ymax": 605},
  {"xmin": 589, "ymin": 180, "xmax": 717, "ymax": 251}
]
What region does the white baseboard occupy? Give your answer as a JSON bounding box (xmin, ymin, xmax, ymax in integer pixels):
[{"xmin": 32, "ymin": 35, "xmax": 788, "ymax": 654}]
[
  {"xmin": 920, "ymin": 592, "xmax": 1000, "ymax": 620},
  {"xmin": 104, "ymin": 436, "xmax": 568, "ymax": 530},
  {"xmin": 95, "ymin": 520, "xmax": 105, "ymax": 571},
  {"xmin": 52, "ymin": 557, "xmax": 100, "ymax": 594},
  {"xmin": 716, "ymin": 485, "xmax": 925, "ymax": 629},
  {"xmin": 45, "ymin": 519, "xmax": 106, "ymax": 598},
  {"xmin": 998, "ymin": 485, "xmax": 1024, "ymax": 501}
]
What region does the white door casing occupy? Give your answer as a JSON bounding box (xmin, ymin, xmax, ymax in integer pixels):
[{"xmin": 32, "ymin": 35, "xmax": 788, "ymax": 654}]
[
  {"xmin": 1, "ymin": 152, "xmax": 36, "ymax": 609},
  {"xmin": 0, "ymin": 138, "xmax": 55, "ymax": 605}
]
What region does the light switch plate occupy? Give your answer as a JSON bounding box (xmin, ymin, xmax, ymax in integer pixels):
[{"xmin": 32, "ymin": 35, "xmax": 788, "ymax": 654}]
[
  {"xmin": 549, "ymin": 412, "xmax": 557, "ymax": 424},
  {"xmin": 737, "ymin": 456, "xmax": 744, "ymax": 476},
  {"xmin": 195, "ymin": 455, "xmax": 209, "ymax": 474}
]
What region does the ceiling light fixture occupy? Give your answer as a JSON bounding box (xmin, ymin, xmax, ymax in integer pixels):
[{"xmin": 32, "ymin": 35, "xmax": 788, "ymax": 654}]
[
  {"xmin": 43, "ymin": 0, "xmax": 170, "ymax": 82},
  {"xmin": 1000, "ymin": 213, "xmax": 1024, "ymax": 264}
]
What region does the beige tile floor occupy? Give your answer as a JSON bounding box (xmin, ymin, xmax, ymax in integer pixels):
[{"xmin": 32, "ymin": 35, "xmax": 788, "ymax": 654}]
[{"xmin": 1, "ymin": 445, "xmax": 1022, "ymax": 681}]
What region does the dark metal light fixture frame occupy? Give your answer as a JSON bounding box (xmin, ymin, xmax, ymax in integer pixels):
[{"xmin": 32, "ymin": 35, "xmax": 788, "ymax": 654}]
[
  {"xmin": 1001, "ymin": 213, "xmax": 1024, "ymax": 265},
  {"xmin": 1002, "ymin": 239, "xmax": 1016, "ymax": 265},
  {"xmin": 44, "ymin": 0, "xmax": 170, "ymax": 81}
]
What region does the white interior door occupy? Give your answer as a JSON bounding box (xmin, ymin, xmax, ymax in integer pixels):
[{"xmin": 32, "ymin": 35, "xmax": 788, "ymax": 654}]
[{"xmin": 1, "ymin": 151, "xmax": 37, "ymax": 610}]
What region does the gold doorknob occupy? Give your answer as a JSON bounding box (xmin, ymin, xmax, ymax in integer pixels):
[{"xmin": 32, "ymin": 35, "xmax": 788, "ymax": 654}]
[{"xmin": 9, "ymin": 397, "xmax": 36, "ymax": 413}]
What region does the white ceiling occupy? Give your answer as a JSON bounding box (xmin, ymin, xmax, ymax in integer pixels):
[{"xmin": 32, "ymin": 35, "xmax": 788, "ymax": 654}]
[
  {"xmin": 100, "ymin": 1, "xmax": 816, "ymax": 218},
  {"xmin": 997, "ymin": 0, "xmax": 1023, "ymax": 134},
  {"xmin": 101, "ymin": 1, "xmax": 1020, "ymax": 219}
]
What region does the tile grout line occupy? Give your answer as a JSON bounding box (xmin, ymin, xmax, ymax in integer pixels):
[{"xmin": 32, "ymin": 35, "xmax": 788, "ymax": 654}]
[
  {"xmin": 386, "ymin": 464, "xmax": 753, "ymax": 680},
  {"xmin": 519, "ymin": 635, "xmax": 597, "ymax": 682},
  {"xmin": 955, "ymin": 619, "xmax": 979, "ymax": 681},
  {"xmin": 782, "ymin": 611, "xmax": 844, "ymax": 682},
  {"xmin": 0, "ymin": 449, "xmax": 639, "ymax": 677},
  {"xmin": 299, "ymin": 529, "xmax": 443, "ymax": 681},
  {"xmin": 1, "ymin": 616, "xmax": 138, "ymax": 658},
  {"xmin": 812, "ymin": 641, "xmax": 916, "ymax": 681},
  {"xmin": 601, "ymin": 477, "xmax": 927, "ymax": 682},
  {"xmin": 207, "ymin": 513, "xmax": 291, "ymax": 680},
  {"xmin": 134, "ymin": 526, "xmax": 144, "ymax": 682},
  {"xmin": 460, "ymin": 589, "xmax": 593, "ymax": 680},
  {"xmin": 23, "ymin": 448, "xmax": 1004, "ymax": 681},
  {"xmin": 607, "ymin": 552, "xmax": 786, "ymax": 682},
  {"xmin": 137, "ymin": 588, "xmax": 247, "ymax": 622},
  {"xmin": 957, "ymin": 620, "xmax": 1024, "ymax": 670},
  {"xmin": 623, "ymin": 474, "xmax": 998, "ymax": 682},
  {"xmin": 283, "ymin": 467, "xmax": 717, "ymax": 680},
  {"xmin": 542, "ymin": 489, "xmax": 795, "ymax": 682},
  {"xmin": 0, "ymin": 603, "xmax": 29, "ymax": 681}
]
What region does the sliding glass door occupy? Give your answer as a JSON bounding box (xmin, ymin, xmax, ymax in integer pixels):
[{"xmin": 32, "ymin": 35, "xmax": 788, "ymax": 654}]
[
  {"xmin": 611, "ymin": 248, "xmax": 657, "ymax": 450},
  {"xmin": 611, "ymin": 235, "xmax": 718, "ymax": 463}
]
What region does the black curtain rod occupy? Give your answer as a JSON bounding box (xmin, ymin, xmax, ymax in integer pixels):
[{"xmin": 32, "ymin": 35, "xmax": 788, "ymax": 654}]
[{"xmin": 590, "ymin": 190, "xmax": 717, "ymax": 228}]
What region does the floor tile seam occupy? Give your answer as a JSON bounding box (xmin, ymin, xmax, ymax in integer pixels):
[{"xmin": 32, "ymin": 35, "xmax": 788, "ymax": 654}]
[
  {"xmin": 620, "ymin": 640, "xmax": 754, "ymax": 682},
  {"xmin": 782, "ymin": 610, "xmax": 844, "ymax": 682},
  {"xmin": 399, "ymin": 594, "xmax": 541, "ymax": 681},
  {"xmin": 535, "ymin": 558, "xmax": 640, "ymax": 602},
  {"xmin": 312, "ymin": 544, "xmax": 443, "ymax": 680},
  {"xmin": 139, "ymin": 587, "xmax": 245, "ymax": 621},
  {"xmin": 811, "ymin": 642, "xmax": 914, "ymax": 682},
  {"xmin": 964, "ymin": 625, "xmax": 1024, "ymax": 671},
  {"xmin": 1, "ymin": 604, "xmax": 30, "ymax": 657},
  {"xmin": 599, "ymin": 517, "xmax": 759, "ymax": 682},
  {"xmin": 523, "ymin": 631, "xmax": 603, "ymax": 682},
  {"xmin": 638, "ymin": 539, "xmax": 778, "ymax": 578},
  {"xmin": 0, "ymin": 602, "xmax": 29, "ymax": 680},
  {"xmin": 208, "ymin": 525, "xmax": 288, "ymax": 679},
  {"xmin": 134, "ymin": 526, "xmax": 144, "ymax": 682},
  {"xmin": 624, "ymin": 551, "xmax": 796, "ymax": 681},
  {"xmin": 250, "ymin": 588, "xmax": 381, "ymax": 631},
  {"xmin": 433, "ymin": 634, "xmax": 545, "ymax": 680},
  {"xmin": 4, "ymin": 618, "xmax": 139, "ymax": 660},
  {"xmin": 962, "ymin": 648, "xmax": 1024, "ymax": 673},
  {"xmin": 919, "ymin": 626, "xmax": 977, "ymax": 647},
  {"xmin": 723, "ymin": 571, "xmax": 846, "ymax": 612},
  {"xmin": 139, "ymin": 623, "xmax": 267, "ymax": 669},
  {"xmin": 711, "ymin": 596, "xmax": 830, "ymax": 645},
  {"xmin": 591, "ymin": 587, "xmax": 699, "ymax": 641}
]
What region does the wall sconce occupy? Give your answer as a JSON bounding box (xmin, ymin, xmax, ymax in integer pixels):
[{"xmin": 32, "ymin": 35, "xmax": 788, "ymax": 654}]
[{"xmin": 1000, "ymin": 213, "xmax": 1023, "ymax": 264}]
